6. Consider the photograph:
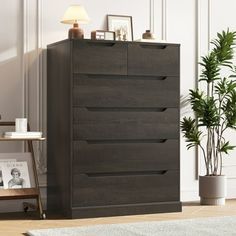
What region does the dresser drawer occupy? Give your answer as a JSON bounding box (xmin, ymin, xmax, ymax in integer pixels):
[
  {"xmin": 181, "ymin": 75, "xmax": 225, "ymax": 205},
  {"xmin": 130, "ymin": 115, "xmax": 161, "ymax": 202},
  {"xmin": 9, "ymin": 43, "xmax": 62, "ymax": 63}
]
[
  {"xmin": 73, "ymin": 140, "xmax": 179, "ymax": 173},
  {"xmin": 72, "ymin": 170, "xmax": 179, "ymax": 207},
  {"xmin": 73, "ymin": 75, "xmax": 179, "ymax": 108},
  {"xmin": 73, "ymin": 108, "xmax": 179, "ymax": 140},
  {"xmin": 73, "ymin": 41, "xmax": 127, "ymax": 75},
  {"xmin": 128, "ymin": 43, "xmax": 179, "ymax": 76}
]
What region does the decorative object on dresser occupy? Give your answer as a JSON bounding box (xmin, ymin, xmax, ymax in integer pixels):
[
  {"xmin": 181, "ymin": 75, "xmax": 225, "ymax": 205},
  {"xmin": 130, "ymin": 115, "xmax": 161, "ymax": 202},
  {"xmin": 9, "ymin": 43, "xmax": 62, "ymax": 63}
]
[
  {"xmin": 142, "ymin": 30, "xmax": 155, "ymax": 40},
  {"xmin": 47, "ymin": 39, "xmax": 181, "ymax": 218},
  {"xmin": 61, "ymin": 5, "xmax": 90, "ymax": 39},
  {"xmin": 107, "ymin": 15, "xmax": 133, "ymax": 41},
  {"xmin": 91, "ymin": 30, "xmax": 115, "ymax": 41},
  {"xmin": 181, "ymin": 30, "xmax": 236, "ymax": 206}
]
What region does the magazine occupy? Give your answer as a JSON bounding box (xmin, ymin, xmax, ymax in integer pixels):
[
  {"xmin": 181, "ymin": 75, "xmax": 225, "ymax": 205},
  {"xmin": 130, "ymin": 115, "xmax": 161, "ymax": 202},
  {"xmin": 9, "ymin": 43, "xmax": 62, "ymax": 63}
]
[
  {"xmin": 1, "ymin": 161, "xmax": 31, "ymax": 189},
  {"xmin": 0, "ymin": 159, "xmax": 16, "ymax": 189}
]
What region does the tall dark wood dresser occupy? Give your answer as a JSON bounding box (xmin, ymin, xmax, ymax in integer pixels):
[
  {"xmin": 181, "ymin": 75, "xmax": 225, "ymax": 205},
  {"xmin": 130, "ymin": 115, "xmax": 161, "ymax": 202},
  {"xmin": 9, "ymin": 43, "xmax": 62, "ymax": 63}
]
[{"xmin": 47, "ymin": 39, "xmax": 181, "ymax": 218}]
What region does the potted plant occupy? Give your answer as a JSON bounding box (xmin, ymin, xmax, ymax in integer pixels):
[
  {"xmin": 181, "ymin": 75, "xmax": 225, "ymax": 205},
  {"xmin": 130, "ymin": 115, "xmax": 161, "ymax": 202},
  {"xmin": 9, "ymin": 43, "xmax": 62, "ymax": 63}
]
[{"xmin": 181, "ymin": 29, "xmax": 236, "ymax": 205}]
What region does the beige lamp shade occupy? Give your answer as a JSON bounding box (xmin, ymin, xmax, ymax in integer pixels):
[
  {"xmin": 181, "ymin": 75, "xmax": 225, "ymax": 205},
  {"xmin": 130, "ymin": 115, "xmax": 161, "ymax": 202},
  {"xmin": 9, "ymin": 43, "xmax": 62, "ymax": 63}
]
[{"xmin": 61, "ymin": 5, "xmax": 90, "ymax": 24}]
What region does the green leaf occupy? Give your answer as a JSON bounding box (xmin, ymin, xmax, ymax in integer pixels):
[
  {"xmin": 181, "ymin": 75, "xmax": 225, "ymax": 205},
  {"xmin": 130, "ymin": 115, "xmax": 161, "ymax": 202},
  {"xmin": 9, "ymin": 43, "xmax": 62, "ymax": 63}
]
[
  {"xmin": 211, "ymin": 29, "xmax": 236, "ymax": 67},
  {"xmin": 220, "ymin": 141, "xmax": 236, "ymax": 154},
  {"xmin": 181, "ymin": 117, "xmax": 202, "ymax": 149}
]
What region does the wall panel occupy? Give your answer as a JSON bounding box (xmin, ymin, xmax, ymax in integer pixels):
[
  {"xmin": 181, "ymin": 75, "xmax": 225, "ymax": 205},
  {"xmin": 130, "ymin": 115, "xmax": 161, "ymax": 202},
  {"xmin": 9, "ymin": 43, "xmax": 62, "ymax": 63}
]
[{"xmin": 211, "ymin": 0, "xmax": 236, "ymax": 198}]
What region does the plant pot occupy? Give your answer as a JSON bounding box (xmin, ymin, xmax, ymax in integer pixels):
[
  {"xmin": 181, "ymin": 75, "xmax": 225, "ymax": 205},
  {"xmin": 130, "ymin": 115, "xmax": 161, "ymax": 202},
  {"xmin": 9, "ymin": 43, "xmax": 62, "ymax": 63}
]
[{"xmin": 199, "ymin": 175, "xmax": 226, "ymax": 205}]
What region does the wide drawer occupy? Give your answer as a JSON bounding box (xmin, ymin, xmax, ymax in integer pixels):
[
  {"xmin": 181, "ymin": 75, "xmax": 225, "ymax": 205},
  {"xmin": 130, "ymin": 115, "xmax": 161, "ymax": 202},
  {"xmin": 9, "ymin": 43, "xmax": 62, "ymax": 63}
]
[
  {"xmin": 73, "ymin": 108, "xmax": 179, "ymax": 140},
  {"xmin": 72, "ymin": 139, "xmax": 179, "ymax": 173},
  {"xmin": 73, "ymin": 41, "xmax": 127, "ymax": 75},
  {"xmin": 73, "ymin": 74, "xmax": 179, "ymax": 108},
  {"xmin": 72, "ymin": 170, "xmax": 179, "ymax": 207},
  {"xmin": 128, "ymin": 43, "xmax": 179, "ymax": 76}
]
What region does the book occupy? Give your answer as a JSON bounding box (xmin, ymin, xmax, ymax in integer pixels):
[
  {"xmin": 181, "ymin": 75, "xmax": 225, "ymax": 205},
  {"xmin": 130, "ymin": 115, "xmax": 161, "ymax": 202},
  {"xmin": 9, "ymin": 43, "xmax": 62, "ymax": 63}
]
[
  {"xmin": 1, "ymin": 161, "xmax": 31, "ymax": 189},
  {"xmin": 3, "ymin": 132, "xmax": 42, "ymax": 138}
]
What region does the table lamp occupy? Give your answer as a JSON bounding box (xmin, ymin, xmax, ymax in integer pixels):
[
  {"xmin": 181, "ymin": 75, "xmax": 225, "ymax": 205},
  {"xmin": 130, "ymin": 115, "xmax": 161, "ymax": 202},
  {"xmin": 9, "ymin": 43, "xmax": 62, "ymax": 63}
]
[{"xmin": 61, "ymin": 5, "xmax": 90, "ymax": 39}]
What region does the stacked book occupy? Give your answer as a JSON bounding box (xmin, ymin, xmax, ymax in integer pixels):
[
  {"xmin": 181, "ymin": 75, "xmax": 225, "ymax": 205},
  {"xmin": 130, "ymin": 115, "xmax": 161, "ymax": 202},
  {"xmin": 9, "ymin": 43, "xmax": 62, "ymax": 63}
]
[{"xmin": 3, "ymin": 132, "xmax": 42, "ymax": 138}]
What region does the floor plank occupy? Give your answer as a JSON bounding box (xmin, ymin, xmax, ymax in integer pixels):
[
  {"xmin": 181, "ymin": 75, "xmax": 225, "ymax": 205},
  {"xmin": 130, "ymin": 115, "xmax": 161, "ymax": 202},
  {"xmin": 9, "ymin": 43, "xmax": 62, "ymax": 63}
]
[{"xmin": 0, "ymin": 200, "xmax": 236, "ymax": 236}]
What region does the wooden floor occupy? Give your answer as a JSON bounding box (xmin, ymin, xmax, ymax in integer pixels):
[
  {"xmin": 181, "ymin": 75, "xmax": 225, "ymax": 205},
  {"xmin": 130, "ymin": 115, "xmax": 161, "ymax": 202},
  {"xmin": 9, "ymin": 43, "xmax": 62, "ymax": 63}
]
[{"xmin": 1, "ymin": 200, "xmax": 236, "ymax": 236}]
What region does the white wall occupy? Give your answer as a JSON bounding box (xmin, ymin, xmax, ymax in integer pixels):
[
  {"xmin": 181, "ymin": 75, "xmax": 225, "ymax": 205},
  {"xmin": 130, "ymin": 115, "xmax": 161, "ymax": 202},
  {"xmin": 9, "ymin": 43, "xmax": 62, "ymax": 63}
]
[
  {"xmin": 210, "ymin": 0, "xmax": 236, "ymax": 198},
  {"xmin": 1, "ymin": 0, "xmax": 236, "ymax": 212},
  {"xmin": 0, "ymin": 1, "xmax": 24, "ymax": 152}
]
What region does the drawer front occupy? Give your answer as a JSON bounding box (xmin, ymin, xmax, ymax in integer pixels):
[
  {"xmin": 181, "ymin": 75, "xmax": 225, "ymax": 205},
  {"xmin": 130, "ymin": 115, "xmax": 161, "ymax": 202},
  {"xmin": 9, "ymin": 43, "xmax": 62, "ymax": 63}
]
[
  {"xmin": 73, "ymin": 41, "xmax": 127, "ymax": 75},
  {"xmin": 73, "ymin": 108, "xmax": 179, "ymax": 140},
  {"xmin": 73, "ymin": 74, "xmax": 179, "ymax": 108},
  {"xmin": 128, "ymin": 43, "xmax": 179, "ymax": 76},
  {"xmin": 73, "ymin": 140, "xmax": 179, "ymax": 173},
  {"xmin": 72, "ymin": 170, "xmax": 179, "ymax": 207}
]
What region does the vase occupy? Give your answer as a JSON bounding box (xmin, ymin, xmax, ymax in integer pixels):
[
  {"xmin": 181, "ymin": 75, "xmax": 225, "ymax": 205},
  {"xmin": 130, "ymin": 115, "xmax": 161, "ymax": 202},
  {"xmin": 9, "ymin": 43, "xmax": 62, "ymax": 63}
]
[{"xmin": 199, "ymin": 175, "xmax": 226, "ymax": 205}]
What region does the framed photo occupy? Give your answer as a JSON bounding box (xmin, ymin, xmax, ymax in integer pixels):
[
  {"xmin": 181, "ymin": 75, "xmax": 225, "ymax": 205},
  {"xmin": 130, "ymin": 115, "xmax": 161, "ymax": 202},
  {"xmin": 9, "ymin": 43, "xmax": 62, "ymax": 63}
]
[
  {"xmin": 91, "ymin": 30, "xmax": 115, "ymax": 41},
  {"xmin": 107, "ymin": 15, "xmax": 133, "ymax": 41},
  {"xmin": 0, "ymin": 153, "xmax": 36, "ymax": 189}
]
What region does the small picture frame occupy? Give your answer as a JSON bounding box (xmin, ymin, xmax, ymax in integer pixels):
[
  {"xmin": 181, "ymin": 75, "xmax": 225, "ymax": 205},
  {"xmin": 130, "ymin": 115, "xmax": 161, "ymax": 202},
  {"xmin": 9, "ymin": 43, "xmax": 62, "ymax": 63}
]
[
  {"xmin": 107, "ymin": 15, "xmax": 133, "ymax": 41},
  {"xmin": 91, "ymin": 30, "xmax": 115, "ymax": 41},
  {"xmin": 0, "ymin": 153, "xmax": 35, "ymax": 189}
]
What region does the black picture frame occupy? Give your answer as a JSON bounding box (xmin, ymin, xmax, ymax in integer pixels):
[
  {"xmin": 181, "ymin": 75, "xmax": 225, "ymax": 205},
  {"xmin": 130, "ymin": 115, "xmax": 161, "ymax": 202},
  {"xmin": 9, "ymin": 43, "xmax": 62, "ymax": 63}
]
[{"xmin": 107, "ymin": 15, "xmax": 133, "ymax": 41}]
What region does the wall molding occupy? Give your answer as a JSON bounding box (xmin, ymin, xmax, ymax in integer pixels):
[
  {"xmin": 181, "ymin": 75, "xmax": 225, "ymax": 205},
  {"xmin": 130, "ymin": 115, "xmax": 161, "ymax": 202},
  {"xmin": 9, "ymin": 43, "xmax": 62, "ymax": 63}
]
[
  {"xmin": 208, "ymin": 0, "xmax": 211, "ymax": 50},
  {"xmin": 195, "ymin": 0, "xmax": 200, "ymax": 180},
  {"xmin": 22, "ymin": 0, "xmax": 46, "ymax": 174},
  {"xmin": 149, "ymin": 0, "xmax": 154, "ymax": 32},
  {"xmin": 23, "ymin": 0, "xmax": 29, "ymax": 120},
  {"xmin": 161, "ymin": 0, "xmax": 167, "ymax": 40}
]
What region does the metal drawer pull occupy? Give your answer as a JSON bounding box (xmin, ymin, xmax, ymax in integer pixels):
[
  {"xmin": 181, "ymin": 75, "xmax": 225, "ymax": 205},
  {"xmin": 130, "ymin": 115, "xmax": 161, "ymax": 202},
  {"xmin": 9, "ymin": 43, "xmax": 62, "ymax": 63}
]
[{"xmin": 85, "ymin": 170, "xmax": 168, "ymax": 177}]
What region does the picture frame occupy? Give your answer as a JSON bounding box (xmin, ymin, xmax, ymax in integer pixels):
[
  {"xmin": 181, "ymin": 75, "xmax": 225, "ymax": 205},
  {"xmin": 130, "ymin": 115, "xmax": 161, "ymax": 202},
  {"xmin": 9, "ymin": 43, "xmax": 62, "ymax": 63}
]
[
  {"xmin": 91, "ymin": 30, "xmax": 115, "ymax": 41},
  {"xmin": 0, "ymin": 153, "xmax": 35, "ymax": 189},
  {"xmin": 107, "ymin": 15, "xmax": 133, "ymax": 41}
]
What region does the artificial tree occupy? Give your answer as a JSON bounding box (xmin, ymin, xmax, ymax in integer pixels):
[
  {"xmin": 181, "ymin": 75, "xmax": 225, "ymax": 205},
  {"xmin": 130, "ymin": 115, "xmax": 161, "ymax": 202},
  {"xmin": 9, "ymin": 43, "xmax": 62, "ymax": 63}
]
[{"xmin": 181, "ymin": 29, "xmax": 236, "ymax": 176}]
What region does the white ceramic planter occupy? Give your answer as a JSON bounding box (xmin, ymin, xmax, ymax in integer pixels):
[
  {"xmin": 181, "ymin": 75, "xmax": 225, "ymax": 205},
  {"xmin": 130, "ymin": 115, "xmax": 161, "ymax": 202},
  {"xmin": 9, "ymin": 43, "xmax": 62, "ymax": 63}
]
[{"xmin": 199, "ymin": 175, "xmax": 226, "ymax": 205}]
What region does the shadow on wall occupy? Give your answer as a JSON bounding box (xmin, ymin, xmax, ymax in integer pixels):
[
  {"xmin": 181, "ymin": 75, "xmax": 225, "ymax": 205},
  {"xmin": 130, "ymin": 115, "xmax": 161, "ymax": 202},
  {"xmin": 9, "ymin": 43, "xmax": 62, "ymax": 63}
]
[{"xmin": 180, "ymin": 94, "xmax": 191, "ymax": 117}]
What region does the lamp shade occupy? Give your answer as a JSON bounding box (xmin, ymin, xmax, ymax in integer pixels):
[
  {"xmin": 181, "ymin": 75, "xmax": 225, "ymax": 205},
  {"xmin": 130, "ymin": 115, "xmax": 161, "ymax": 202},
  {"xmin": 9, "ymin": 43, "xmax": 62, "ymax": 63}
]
[{"xmin": 61, "ymin": 5, "xmax": 90, "ymax": 24}]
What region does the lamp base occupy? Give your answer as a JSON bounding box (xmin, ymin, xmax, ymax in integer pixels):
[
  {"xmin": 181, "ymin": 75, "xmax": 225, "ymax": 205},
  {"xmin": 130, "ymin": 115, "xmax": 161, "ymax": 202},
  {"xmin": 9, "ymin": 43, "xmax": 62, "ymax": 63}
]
[{"xmin": 68, "ymin": 23, "xmax": 84, "ymax": 39}]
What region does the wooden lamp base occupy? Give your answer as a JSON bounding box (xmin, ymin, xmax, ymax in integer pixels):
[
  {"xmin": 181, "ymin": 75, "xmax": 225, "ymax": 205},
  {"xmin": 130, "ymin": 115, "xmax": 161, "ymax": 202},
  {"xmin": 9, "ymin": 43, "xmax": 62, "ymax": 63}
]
[{"xmin": 68, "ymin": 23, "xmax": 84, "ymax": 39}]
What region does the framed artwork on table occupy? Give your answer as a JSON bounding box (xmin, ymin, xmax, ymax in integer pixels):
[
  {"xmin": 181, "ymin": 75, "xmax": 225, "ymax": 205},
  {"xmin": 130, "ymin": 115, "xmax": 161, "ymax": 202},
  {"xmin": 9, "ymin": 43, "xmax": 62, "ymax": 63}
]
[{"xmin": 107, "ymin": 15, "xmax": 133, "ymax": 41}]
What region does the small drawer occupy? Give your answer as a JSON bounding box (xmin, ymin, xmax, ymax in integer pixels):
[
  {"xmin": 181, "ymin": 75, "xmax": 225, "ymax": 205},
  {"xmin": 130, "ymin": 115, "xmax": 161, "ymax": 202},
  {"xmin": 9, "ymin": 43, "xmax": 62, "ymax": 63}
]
[
  {"xmin": 73, "ymin": 74, "xmax": 179, "ymax": 108},
  {"xmin": 128, "ymin": 43, "xmax": 179, "ymax": 76},
  {"xmin": 73, "ymin": 41, "xmax": 127, "ymax": 75},
  {"xmin": 72, "ymin": 140, "xmax": 179, "ymax": 173},
  {"xmin": 73, "ymin": 108, "xmax": 179, "ymax": 140}
]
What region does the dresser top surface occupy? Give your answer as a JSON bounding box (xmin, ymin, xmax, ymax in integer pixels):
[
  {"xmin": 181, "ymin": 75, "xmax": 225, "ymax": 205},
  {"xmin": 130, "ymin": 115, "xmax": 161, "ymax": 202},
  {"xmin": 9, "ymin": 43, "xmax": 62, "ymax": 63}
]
[{"xmin": 47, "ymin": 38, "xmax": 180, "ymax": 48}]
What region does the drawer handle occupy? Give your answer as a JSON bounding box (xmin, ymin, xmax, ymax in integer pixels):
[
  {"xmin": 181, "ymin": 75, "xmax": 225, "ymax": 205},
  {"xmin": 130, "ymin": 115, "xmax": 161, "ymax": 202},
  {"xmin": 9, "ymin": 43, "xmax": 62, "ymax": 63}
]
[
  {"xmin": 77, "ymin": 74, "xmax": 167, "ymax": 81},
  {"xmin": 139, "ymin": 44, "xmax": 167, "ymax": 50},
  {"xmin": 159, "ymin": 76, "xmax": 167, "ymax": 80},
  {"xmin": 85, "ymin": 107, "xmax": 167, "ymax": 112},
  {"xmin": 85, "ymin": 170, "xmax": 168, "ymax": 177},
  {"xmin": 87, "ymin": 42, "xmax": 116, "ymax": 47},
  {"xmin": 86, "ymin": 139, "xmax": 167, "ymax": 144}
]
